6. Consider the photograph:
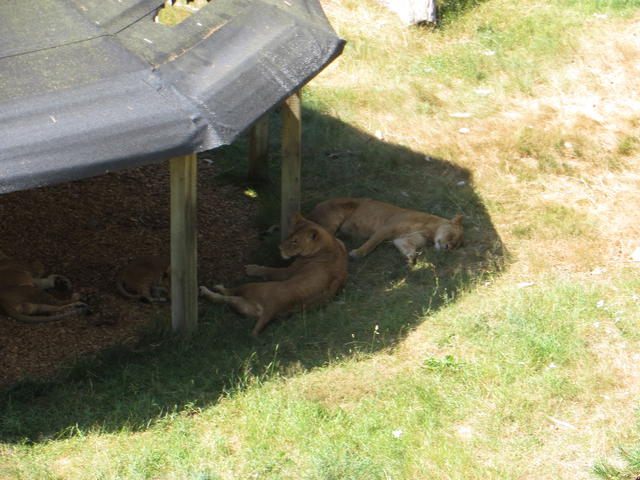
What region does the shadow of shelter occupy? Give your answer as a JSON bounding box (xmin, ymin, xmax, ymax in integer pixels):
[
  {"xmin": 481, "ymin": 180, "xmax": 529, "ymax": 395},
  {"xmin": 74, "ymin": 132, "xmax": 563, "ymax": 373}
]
[{"xmin": 0, "ymin": 105, "xmax": 508, "ymax": 443}]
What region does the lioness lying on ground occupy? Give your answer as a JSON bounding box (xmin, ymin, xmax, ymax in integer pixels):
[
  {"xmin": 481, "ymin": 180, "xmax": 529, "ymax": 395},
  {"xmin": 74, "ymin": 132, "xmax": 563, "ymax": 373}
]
[
  {"xmin": 199, "ymin": 214, "xmax": 348, "ymax": 336},
  {"xmin": 0, "ymin": 252, "xmax": 88, "ymax": 323},
  {"xmin": 307, "ymin": 197, "xmax": 464, "ymax": 266},
  {"xmin": 116, "ymin": 255, "xmax": 170, "ymax": 303}
]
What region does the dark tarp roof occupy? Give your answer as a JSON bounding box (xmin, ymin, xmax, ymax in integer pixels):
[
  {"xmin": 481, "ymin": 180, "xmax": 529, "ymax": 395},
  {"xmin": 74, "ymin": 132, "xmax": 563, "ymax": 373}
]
[{"xmin": 0, "ymin": 0, "xmax": 344, "ymax": 193}]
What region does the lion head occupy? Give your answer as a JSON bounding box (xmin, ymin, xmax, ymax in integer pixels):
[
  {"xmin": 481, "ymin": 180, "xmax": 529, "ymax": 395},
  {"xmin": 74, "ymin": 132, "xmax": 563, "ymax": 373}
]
[
  {"xmin": 434, "ymin": 215, "xmax": 464, "ymax": 251},
  {"xmin": 280, "ymin": 214, "xmax": 327, "ymax": 259}
]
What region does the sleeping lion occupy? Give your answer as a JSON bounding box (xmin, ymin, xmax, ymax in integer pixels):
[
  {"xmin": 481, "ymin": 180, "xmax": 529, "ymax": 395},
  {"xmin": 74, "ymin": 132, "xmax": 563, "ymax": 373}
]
[
  {"xmin": 199, "ymin": 213, "xmax": 348, "ymax": 336},
  {"xmin": 307, "ymin": 197, "xmax": 464, "ymax": 266},
  {"xmin": 0, "ymin": 253, "xmax": 88, "ymax": 323}
]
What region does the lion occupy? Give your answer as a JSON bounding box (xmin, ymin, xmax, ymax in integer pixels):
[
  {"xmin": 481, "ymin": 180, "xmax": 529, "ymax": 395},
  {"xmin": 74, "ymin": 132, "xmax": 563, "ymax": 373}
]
[
  {"xmin": 0, "ymin": 254, "xmax": 88, "ymax": 323},
  {"xmin": 199, "ymin": 213, "xmax": 348, "ymax": 336},
  {"xmin": 116, "ymin": 255, "xmax": 170, "ymax": 303},
  {"xmin": 307, "ymin": 197, "xmax": 464, "ymax": 266}
]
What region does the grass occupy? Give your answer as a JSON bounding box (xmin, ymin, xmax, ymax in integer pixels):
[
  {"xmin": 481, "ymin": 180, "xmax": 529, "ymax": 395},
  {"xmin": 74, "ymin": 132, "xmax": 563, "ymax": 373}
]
[{"xmin": 2, "ymin": 0, "xmax": 640, "ymax": 478}]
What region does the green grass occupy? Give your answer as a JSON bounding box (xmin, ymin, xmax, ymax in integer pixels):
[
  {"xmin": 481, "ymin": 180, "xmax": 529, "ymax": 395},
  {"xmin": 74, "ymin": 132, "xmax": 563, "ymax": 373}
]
[
  {"xmin": 594, "ymin": 445, "xmax": 640, "ymax": 480},
  {"xmin": 617, "ymin": 135, "xmax": 640, "ymax": 156},
  {"xmin": 4, "ymin": 275, "xmax": 635, "ymax": 479},
  {"xmin": 2, "ymin": 0, "xmax": 640, "ymax": 478}
]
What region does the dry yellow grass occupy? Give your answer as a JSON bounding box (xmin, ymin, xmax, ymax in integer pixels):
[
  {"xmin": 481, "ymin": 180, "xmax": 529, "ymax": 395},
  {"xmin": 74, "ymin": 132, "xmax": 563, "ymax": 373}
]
[{"xmin": 318, "ymin": 0, "xmax": 640, "ymax": 277}]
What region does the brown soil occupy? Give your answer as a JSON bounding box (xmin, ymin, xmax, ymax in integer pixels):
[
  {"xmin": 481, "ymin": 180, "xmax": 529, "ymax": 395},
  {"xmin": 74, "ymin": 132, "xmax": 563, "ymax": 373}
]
[{"xmin": 0, "ymin": 158, "xmax": 260, "ymax": 388}]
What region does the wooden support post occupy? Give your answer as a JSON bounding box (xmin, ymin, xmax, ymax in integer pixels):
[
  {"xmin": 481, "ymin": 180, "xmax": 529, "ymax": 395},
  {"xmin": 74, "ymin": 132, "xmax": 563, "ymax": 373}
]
[
  {"xmin": 248, "ymin": 113, "xmax": 270, "ymax": 183},
  {"xmin": 280, "ymin": 90, "xmax": 301, "ymax": 241},
  {"xmin": 170, "ymin": 153, "xmax": 198, "ymax": 334}
]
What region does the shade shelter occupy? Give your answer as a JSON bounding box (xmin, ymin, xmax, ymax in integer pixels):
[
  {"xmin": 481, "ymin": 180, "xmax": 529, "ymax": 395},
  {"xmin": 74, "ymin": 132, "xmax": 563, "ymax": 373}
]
[{"xmin": 0, "ymin": 0, "xmax": 345, "ymax": 332}]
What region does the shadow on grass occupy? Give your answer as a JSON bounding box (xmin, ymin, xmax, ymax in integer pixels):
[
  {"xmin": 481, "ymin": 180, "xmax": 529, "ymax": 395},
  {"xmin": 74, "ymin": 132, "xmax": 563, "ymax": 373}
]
[
  {"xmin": 437, "ymin": 0, "xmax": 489, "ymax": 25},
  {"xmin": 0, "ymin": 106, "xmax": 507, "ymax": 443}
]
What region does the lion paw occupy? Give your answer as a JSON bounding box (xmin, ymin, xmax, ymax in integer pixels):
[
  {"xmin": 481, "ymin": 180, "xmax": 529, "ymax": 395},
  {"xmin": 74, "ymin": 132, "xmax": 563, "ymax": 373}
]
[
  {"xmin": 245, "ymin": 265, "xmax": 264, "ymax": 276},
  {"xmin": 348, "ymin": 249, "xmax": 363, "ymax": 258}
]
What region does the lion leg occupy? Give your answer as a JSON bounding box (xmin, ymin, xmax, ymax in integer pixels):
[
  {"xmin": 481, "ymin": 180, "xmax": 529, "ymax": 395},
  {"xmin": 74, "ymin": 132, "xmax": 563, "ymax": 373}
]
[
  {"xmin": 150, "ymin": 285, "xmax": 170, "ymax": 302},
  {"xmin": 212, "ymin": 284, "xmax": 233, "ymax": 295},
  {"xmin": 133, "ymin": 285, "xmax": 155, "ymax": 304},
  {"xmin": 32, "ymin": 275, "xmax": 56, "ymax": 290},
  {"xmin": 33, "ymin": 274, "xmax": 72, "ymax": 291},
  {"xmin": 22, "ymin": 301, "xmax": 87, "ymax": 315},
  {"xmin": 350, "ymin": 228, "xmax": 395, "ymax": 258},
  {"xmin": 393, "ymin": 234, "xmax": 426, "ymax": 266},
  {"xmin": 199, "ymin": 286, "xmax": 264, "ymax": 318},
  {"xmin": 245, "ymin": 265, "xmax": 293, "ymax": 281},
  {"xmin": 200, "ymin": 286, "xmax": 276, "ymax": 336},
  {"xmin": 251, "ymin": 311, "xmax": 275, "ymax": 336},
  {"xmin": 32, "ymin": 290, "xmax": 88, "ymax": 312},
  {"xmin": 244, "ymin": 265, "xmax": 267, "ymax": 277}
]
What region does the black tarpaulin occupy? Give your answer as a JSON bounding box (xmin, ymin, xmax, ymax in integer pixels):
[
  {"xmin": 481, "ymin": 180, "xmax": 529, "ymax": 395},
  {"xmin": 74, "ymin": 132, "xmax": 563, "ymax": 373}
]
[{"xmin": 0, "ymin": 0, "xmax": 344, "ymax": 193}]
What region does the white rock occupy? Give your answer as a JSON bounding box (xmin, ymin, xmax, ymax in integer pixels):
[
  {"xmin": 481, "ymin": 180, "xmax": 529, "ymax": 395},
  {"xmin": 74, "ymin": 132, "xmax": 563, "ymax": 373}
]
[{"xmin": 377, "ymin": 0, "xmax": 436, "ymax": 25}]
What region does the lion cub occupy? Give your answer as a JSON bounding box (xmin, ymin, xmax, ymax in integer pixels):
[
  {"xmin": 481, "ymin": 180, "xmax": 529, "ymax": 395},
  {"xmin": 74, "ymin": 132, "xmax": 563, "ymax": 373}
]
[
  {"xmin": 116, "ymin": 255, "xmax": 170, "ymax": 303},
  {"xmin": 199, "ymin": 214, "xmax": 348, "ymax": 336},
  {"xmin": 0, "ymin": 254, "xmax": 88, "ymax": 323},
  {"xmin": 308, "ymin": 197, "xmax": 464, "ymax": 266}
]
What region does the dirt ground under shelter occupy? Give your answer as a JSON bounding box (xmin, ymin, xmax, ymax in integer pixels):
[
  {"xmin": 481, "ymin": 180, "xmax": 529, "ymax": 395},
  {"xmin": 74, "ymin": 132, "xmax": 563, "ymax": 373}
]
[{"xmin": 0, "ymin": 157, "xmax": 260, "ymax": 388}]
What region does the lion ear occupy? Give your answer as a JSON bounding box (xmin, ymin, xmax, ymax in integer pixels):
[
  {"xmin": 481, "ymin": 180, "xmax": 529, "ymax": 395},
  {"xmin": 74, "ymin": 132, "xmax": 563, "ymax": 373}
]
[
  {"xmin": 290, "ymin": 212, "xmax": 305, "ymax": 224},
  {"xmin": 310, "ymin": 229, "xmax": 319, "ymax": 240},
  {"xmin": 451, "ymin": 215, "xmax": 463, "ymax": 225}
]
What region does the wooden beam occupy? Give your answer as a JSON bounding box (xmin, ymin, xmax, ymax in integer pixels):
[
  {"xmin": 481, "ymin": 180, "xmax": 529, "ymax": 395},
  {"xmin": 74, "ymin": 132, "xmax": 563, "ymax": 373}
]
[
  {"xmin": 248, "ymin": 113, "xmax": 270, "ymax": 183},
  {"xmin": 170, "ymin": 153, "xmax": 198, "ymax": 334},
  {"xmin": 280, "ymin": 90, "xmax": 301, "ymax": 241}
]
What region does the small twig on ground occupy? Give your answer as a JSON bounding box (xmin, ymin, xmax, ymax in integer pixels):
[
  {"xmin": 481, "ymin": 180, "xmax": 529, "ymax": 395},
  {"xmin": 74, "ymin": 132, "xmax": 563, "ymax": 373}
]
[{"xmin": 546, "ymin": 415, "xmax": 577, "ymax": 430}]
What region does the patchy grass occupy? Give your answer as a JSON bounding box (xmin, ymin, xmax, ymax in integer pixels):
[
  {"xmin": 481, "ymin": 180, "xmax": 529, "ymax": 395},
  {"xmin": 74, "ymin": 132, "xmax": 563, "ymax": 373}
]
[
  {"xmin": 2, "ymin": 0, "xmax": 640, "ymax": 479},
  {"xmin": 155, "ymin": 0, "xmax": 209, "ymax": 26}
]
